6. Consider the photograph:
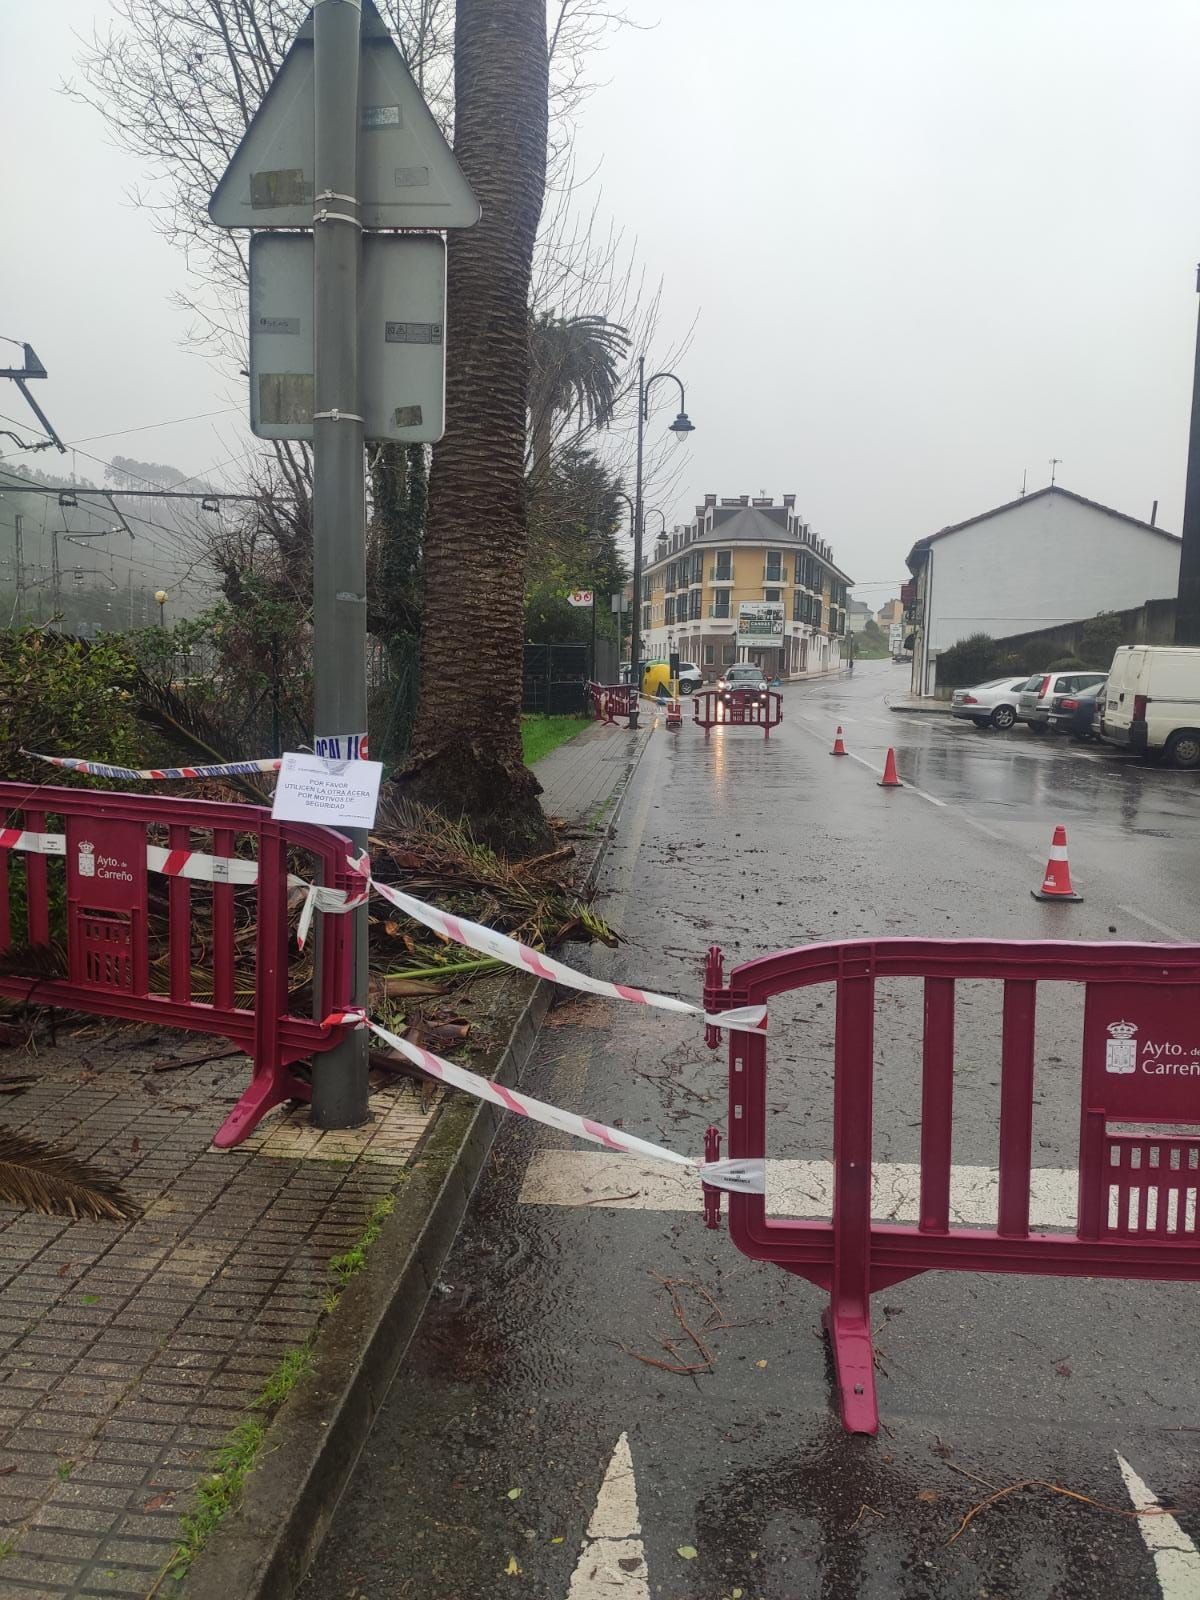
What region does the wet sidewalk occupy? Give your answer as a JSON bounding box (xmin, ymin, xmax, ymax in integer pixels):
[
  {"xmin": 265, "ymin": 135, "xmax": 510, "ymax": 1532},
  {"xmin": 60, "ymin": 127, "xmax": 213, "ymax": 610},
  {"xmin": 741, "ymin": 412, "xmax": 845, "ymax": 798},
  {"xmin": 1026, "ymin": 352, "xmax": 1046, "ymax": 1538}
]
[{"xmin": 0, "ymin": 718, "xmax": 647, "ymax": 1600}]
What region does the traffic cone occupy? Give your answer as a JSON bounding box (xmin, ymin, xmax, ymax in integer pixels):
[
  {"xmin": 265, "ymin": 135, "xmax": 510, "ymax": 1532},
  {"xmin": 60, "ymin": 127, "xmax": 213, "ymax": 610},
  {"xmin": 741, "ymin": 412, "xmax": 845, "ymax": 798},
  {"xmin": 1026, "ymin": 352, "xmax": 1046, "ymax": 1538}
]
[
  {"xmin": 878, "ymin": 747, "xmax": 902, "ymax": 788},
  {"xmin": 831, "ymin": 725, "xmax": 847, "ymax": 756},
  {"xmin": 1032, "ymin": 825, "xmax": 1082, "ymax": 902}
]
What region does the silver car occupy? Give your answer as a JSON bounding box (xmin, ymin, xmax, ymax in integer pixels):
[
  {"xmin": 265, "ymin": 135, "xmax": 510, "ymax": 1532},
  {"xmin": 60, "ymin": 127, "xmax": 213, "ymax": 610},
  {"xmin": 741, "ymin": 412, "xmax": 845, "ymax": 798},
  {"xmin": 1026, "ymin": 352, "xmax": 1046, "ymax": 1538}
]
[
  {"xmin": 950, "ymin": 676, "xmax": 1028, "ymax": 730},
  {"xmin": 1017, "ymin": 670, "xmax": 1107, "ymax": 732}
]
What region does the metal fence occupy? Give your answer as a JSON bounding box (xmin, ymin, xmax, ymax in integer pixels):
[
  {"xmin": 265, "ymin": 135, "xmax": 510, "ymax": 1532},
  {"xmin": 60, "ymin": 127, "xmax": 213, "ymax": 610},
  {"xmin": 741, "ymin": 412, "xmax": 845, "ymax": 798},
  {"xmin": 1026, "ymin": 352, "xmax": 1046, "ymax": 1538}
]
[{"xmin": 523, "ymin": 643, "xmax": 589, "ymax": 715}]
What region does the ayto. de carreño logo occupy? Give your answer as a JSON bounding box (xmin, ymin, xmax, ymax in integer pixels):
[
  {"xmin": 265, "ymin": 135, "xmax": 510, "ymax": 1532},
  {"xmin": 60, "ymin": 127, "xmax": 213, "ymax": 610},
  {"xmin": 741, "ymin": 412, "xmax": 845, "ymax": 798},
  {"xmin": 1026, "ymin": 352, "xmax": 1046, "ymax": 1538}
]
[
  {"xmin": 1104, "ymin": 1019, "xmax": 1137, "ymax": 1074},
  {"xmin": 77, "ymin": 839, "xmax": 96, "ymax": 878}
]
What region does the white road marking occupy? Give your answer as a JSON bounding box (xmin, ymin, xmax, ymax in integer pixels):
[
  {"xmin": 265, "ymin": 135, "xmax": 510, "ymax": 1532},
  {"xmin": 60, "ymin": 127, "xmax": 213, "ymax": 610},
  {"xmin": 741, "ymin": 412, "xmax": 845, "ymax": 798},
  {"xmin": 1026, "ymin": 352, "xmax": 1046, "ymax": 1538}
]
[
  {"xmin": 1116, "ymin": 1453, "xmax": 1200, "ymax": 1598},
  {"xmin": 520, "ymin": 1151, "xmax": 1080, "ymax": 1228},
  {"xmin": 1117, "ymin": 905, "xmax": 1187, "ymax": 941},
  {"xmin": 793, "ymin": 713, "xmax": 950, "ymax": 806},
  {"xmin": 566, "ymin": 1432, "xmax": 649, "ymax": 1598}
]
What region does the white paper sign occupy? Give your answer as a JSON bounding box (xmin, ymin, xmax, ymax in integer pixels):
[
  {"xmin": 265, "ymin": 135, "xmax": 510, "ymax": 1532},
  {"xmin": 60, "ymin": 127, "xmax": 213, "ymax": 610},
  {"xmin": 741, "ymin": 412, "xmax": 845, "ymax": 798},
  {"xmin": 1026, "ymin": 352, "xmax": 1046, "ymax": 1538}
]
[{"xmin": 271, "ymin": 753, "xmax": 383, "ymax": 830}]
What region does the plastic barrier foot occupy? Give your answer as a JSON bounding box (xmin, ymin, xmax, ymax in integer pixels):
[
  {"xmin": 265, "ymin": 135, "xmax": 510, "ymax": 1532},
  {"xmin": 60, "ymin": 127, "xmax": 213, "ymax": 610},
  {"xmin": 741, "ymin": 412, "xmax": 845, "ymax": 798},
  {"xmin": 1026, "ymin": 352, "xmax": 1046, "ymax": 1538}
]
[
  {"xmin": 822, "ymin": 1302, "xmax": 880, "ymax": 1435},
  {"xmin": 212, "ymin": 1064, "xmax": 313, "ymax": 1148}
]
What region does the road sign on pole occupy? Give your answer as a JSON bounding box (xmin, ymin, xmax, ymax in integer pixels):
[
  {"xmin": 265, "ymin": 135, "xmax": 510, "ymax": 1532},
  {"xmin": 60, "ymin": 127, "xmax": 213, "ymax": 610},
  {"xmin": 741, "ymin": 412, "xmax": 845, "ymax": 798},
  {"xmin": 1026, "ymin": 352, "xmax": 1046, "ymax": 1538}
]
[
  {"xmin": 249, "ymin": 233, "xmax": 447, "ymax": 442},
  {"xmin": 208, "ymin": 1, "xmax": 480, "ymax": 231},
  {"xmin": 208, "ymin": 0, "xmax": 478, "ymax": 1131}
]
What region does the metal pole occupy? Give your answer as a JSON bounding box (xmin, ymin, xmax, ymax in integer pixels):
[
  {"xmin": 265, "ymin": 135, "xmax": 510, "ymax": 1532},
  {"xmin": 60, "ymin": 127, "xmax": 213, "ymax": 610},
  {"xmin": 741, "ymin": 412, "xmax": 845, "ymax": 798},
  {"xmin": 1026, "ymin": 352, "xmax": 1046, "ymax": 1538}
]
[
  {"xmin": 311, "ymin": 0, "xmax": 369, "ymax": 1130},
  {"xmin": 590, "ymin": 589, "xmax": 597, "ymax": 682},
  {"xmin": 13, "ymin": 513, "xmax": 22, "ymax": 621},
  {"xmin": 629, "ymin": 355, "xmax": 645, "ymax": 730},
  {"xmin": 51, "ymin": 527, "xmax": 60, "ymax": 623},
  {"xmin": 1176, "ymin": 265, "xmax": 1200, "ymax": 646}
]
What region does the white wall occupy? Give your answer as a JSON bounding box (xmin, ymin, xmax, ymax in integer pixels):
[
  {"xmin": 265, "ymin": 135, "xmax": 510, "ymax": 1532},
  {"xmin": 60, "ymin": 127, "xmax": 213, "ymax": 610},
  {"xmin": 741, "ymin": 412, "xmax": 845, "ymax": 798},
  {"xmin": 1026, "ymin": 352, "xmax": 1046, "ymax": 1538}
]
[{"xmin": 927, "ymin": 495, "xmax": 1180, "ymax": 658}]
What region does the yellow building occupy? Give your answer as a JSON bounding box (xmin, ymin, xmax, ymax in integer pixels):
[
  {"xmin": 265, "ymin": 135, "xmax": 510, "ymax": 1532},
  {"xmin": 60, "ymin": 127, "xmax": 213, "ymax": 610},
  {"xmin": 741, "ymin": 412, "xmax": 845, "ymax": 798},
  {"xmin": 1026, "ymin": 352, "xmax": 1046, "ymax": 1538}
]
[{"xmin": 640, "ymin": 494, "xmax": 851, "ymax": 681}]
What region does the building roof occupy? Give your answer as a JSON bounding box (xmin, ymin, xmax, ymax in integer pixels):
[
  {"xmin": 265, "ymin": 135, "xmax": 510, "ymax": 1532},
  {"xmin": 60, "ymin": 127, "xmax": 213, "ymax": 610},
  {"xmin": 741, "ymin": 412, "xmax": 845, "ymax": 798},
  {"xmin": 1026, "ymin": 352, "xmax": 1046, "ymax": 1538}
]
[
  {"xmin": 649, "ymin": 505, "xmax": 854, "ymax": 585},
  {"xmin": 905, "ymin": 485, "xmax": 1180, "ymax": 571}
]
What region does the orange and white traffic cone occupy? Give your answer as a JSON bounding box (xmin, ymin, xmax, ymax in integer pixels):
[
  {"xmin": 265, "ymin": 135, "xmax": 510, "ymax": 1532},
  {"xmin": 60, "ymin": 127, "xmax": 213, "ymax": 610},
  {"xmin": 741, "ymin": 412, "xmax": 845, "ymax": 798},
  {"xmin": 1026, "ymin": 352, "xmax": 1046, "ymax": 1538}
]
[
  {"xmin": 831, "ymin": 725, "xmax": 847, "ymax": 756},
  {"xmin": 1032, "ymin": 825, "xmax": 1082, "ymax": 902},
  {"xmin": 878, "ymin": 747, "xmax": 902, "ymax": 788}
]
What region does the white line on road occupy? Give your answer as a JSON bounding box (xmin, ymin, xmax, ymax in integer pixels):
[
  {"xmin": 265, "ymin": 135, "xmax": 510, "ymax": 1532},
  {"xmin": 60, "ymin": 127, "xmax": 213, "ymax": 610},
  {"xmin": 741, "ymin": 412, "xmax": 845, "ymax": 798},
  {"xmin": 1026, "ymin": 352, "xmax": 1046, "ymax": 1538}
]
[
  {"xmin": 567, "ymin": 1432, "xmax": 649, "ymax": 1598},
  {"xmin": 1117, "ymin": 904, "xmax": 1187, "ymax": 941},
  {"xmin": 1117, "ymin": 1453, "xmax": 1200, "ymax": 1598},
  {"xmin": 520, "ymin": 1150, "xmax": 1080, "ymax": 1228},
  {"xmin": 793, "ymin": 715, "xmax": 950, "ymax": 806}
]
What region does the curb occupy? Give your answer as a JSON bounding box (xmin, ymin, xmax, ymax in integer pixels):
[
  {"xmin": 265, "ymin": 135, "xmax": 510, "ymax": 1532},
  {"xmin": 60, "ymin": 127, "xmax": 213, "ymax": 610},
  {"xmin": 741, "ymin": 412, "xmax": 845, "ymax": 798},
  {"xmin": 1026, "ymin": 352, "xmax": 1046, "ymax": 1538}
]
[
  {"xmin": 886, "ymin": 701, "xmax": 953, "ymax": 716},
  {"xmin": 182, "ymin": 732, "xmax": 652, "ymax": 1600}
]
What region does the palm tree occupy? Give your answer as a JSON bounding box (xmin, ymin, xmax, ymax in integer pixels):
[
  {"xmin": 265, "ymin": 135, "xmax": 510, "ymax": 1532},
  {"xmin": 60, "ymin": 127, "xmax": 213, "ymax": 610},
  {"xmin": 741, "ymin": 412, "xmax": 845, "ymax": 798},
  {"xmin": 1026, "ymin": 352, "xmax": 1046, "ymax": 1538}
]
[
  {"xmin": 399, "ymin": 0, "xmax": 552, "ymax": 853},
  {"xmin": 527, "ymin": 312, "xmax": 631, "ymax": 482}
]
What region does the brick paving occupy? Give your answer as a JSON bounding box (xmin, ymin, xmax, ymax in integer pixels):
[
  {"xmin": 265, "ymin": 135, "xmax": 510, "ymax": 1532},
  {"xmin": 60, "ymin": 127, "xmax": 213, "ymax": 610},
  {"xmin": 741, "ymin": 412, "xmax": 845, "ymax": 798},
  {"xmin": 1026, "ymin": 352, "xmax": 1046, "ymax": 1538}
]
[
  {"xmin": 534, "ymin": 717, "xmax": 649, "ymax": 830},
  {"xmin": 0, "ymin": 717, "xmax": 642, "ymax": 1599}
]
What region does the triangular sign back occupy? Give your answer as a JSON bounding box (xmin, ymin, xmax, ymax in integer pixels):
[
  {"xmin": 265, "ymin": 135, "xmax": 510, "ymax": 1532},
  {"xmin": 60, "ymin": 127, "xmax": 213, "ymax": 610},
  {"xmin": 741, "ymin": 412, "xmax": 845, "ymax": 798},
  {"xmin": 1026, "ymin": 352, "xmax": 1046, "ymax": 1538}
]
[{"xmin": 208, "ymin": 0, "xmax": 479, "ymax": 229}]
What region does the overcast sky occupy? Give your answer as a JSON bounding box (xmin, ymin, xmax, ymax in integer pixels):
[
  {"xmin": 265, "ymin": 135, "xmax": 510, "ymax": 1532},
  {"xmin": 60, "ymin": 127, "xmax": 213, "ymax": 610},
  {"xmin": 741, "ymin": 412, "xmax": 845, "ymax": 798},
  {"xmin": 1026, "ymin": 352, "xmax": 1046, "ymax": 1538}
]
[{"xmin": 5, "ymin": 0, "xmax": 1200, "ymax": 602}]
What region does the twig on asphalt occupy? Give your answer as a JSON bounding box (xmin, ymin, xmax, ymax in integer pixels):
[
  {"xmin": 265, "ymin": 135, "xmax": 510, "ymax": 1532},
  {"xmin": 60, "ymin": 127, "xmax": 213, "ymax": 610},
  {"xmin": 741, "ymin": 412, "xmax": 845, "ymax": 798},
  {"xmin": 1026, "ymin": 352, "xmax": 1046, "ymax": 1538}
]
[
  {"xmin": 847, "ymin": 1503, "xmax": 883, "ymax": 1533},
  {"xmin": 617, "ymin": 1343, "xmax": 710, "ymax": 1377},
  {"xmin": 947, "ymin": 1478, "xmax": 1184, "ymax": 1546},
  {"xmin": 579, "ymin": 1191, "xmax": 641, "ymax": 1206}
]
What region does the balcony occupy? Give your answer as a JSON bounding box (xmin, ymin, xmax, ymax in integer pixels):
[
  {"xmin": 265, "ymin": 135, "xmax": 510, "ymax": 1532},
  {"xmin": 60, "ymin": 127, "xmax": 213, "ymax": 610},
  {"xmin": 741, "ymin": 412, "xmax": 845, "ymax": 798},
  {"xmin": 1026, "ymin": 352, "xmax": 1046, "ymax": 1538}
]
[
  {"xmin": 762, "ymin": 567, "xmax": 788, "ymax": 584},
  {"xmin": 708, "ymin": 566, "xmax": 733, "ymax": 583},
  {"xmin": 707, "ymin": 603, "xmax": 732, "ymax": 620}
]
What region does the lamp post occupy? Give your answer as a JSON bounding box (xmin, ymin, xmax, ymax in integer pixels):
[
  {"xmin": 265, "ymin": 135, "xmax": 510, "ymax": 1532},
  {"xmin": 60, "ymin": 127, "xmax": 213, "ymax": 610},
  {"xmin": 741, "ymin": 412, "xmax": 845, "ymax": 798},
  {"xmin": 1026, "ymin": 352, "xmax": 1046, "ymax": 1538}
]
[
  {"xmin": 629, "ymin": 357, "xmax": 694, "ymax": 729},
  {"xmin": 154, "ymin": 589, "xmax": 168, "ymax": 628}
]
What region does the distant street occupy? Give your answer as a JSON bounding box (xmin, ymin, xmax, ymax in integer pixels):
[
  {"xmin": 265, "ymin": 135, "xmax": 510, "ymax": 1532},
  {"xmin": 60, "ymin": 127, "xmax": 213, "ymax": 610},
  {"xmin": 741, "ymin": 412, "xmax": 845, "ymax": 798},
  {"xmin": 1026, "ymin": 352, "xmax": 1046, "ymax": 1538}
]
[{"xmin": 300, "ymin": 660, "xmax": 1200, "ymax": 1600}]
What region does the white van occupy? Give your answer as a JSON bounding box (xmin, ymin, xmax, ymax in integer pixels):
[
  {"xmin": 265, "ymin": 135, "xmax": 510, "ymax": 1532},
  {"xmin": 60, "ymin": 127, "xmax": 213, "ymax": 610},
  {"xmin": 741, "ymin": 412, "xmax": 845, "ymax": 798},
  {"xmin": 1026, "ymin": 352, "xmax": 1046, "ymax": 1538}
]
[{"xmin": 1101, "ymin": 646, "xmax": 1200, "ymax": 767}]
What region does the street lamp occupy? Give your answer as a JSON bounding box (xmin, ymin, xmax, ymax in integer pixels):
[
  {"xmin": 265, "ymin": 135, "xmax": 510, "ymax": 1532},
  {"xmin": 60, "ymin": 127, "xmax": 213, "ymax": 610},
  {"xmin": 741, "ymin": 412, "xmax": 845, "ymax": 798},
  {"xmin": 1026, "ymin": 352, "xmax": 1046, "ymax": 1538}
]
[
  {"xmin": 154, "ymin": 589, "xmax": 168, "ymax": 628},
  {"xmin": 629, "ymin": 358, "xmax": 695, "ymax": 729}
]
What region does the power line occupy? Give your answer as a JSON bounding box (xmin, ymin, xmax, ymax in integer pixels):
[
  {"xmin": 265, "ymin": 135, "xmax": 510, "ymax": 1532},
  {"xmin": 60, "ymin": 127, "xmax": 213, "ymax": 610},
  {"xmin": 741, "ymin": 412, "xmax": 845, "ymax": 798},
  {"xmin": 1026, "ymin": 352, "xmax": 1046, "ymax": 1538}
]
[{"xmin": 70, "ymin": 406, "xmax": 242, "ymax": 446}]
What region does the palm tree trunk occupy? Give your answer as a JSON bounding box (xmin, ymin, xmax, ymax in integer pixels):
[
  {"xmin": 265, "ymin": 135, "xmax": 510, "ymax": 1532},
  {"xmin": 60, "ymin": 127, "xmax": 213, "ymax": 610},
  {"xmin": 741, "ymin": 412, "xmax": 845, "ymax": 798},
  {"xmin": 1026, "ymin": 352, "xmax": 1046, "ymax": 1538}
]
[{"xmin": 399, "ymin": 0, "xmax": 551, "ymax": 854}]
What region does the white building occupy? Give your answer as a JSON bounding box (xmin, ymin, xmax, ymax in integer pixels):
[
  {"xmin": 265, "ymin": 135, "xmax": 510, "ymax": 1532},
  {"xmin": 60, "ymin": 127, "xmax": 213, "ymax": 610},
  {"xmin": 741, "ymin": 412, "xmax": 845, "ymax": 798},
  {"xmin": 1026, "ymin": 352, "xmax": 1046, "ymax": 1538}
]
[{"xmin": 904, "ymin": 486, "xmax": 1181, "ymax": 697}]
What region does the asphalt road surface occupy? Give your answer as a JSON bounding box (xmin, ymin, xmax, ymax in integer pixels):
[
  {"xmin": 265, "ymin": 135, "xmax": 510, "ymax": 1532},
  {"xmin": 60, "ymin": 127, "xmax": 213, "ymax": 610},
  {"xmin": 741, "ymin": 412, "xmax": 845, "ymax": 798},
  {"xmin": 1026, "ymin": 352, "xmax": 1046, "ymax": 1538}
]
[{"xmin": 299, "ymin": 661, "xmax": 1200, "ymax": 1600}]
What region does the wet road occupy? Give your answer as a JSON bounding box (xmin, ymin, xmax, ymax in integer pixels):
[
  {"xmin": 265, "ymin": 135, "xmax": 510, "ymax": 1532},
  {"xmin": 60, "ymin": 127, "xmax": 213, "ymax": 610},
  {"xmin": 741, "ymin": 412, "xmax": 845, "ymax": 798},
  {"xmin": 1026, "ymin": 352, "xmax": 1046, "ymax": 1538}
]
[{"xmin": 300, "ymin": 661, "xmax": 1200, "ymax": 1600}]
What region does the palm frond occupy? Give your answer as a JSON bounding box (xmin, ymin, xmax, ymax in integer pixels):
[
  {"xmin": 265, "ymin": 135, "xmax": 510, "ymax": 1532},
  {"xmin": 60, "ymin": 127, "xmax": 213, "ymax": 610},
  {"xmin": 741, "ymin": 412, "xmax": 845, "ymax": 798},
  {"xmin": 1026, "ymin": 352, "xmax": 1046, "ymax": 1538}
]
[
  {"xmin": 0, "ymin": 1128, "xmax": 138, "ymax": 1221},
  {"xmin": 0, "ymin": 944, "xmax": 67, "ymax": 981}
]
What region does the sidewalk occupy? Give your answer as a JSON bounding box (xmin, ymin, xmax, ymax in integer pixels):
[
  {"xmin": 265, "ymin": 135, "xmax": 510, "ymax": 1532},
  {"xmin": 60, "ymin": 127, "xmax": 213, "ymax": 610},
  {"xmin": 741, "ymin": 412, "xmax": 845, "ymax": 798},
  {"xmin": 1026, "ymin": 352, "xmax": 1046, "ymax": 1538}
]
[
  {"xmin": 0, "ymin": 720, "xmax": 648, "ymax": 1600},
  {"xmin": 885, "ymin": 692, "xmax": 953, "ymax": 714}
]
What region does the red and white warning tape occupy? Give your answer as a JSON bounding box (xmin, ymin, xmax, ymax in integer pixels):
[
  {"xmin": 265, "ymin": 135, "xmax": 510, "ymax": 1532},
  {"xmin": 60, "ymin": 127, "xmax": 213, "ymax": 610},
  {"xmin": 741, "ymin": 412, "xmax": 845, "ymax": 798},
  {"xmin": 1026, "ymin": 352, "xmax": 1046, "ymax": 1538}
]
[
  {"xmin": 146, "ymin": 844, "xmax": 260, "ymax": 886},
  {"xmin": 311, "ymin": 870, "xmax": 767, "ymax": 1035},
  {"xmin": 326, "ymin": 1006, "xmax": 765, "ymax": 1195},
  {"xmin": 23, "ymin": 751, "xmax": 282, "ymax": 781},
  {"xmin": 0, "ymin": 828, "xmax": 64, "ymax": 855}
]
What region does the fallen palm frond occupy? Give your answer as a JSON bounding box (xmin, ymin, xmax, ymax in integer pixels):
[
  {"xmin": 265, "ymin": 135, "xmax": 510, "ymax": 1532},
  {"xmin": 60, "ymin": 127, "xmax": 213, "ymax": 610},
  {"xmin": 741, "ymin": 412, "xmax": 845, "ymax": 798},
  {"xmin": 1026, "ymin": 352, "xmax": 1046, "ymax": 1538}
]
[
  {"xmin": 0, "ymin": 1128, "xmax": 139, "ymax": 1220},
  {"xmin": 0, "ymin": 944, "xmax": 67, "ymax": 981}
]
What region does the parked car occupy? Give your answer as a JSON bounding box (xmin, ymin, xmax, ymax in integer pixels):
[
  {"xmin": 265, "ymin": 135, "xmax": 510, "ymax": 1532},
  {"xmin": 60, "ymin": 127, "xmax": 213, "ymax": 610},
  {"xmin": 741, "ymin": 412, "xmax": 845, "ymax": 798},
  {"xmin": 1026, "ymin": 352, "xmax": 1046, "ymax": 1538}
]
[
  {"xmin": 1048, "ymin": 679, "xmax": 1105, "ymax": 740},
  {"xmin": 676, "ymin": 661, "xmax": 703, "ymax": 693},
  {"xmin": 717, "ymin": 664, "xmax": 768, "ymax": 698},
  {"xmin": 1101, "ymin": 646, "xmax": 1200, "ymax": 767},
  {"xmin": 950, "ymin": 676, "xmax": 1028, "ymax": 730},
  {"xmin": 1017, "ymin": 670, "xmax": 1107, "ymax": 731}
]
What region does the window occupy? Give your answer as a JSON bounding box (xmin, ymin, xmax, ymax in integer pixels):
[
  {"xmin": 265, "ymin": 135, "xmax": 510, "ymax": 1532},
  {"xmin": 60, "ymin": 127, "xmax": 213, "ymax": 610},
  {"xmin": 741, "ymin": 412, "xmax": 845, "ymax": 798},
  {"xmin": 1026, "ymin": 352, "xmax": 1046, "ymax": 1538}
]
[
  {"xmin": 793, "ymin": 591, "xmax": 803, "ymax": 623},
  {"xmin": 711, "ymin": 549, "xmax": 732, "ymax": 581},
  {"xmin": 710, "ymin": 592, "xmax": 730, "ymax": 618},
  {"xmin": 690, "ymin": 551, "xmax": 703, "ymax": 585},
  {"xmin": 813, "ymin": 599, "xmax": 823, "ymax": 629},
  {"xmin": 765, "ymin": 551, "xmax": 783, "ymax": 583},
  {"xmin": 764, "ymin": 589, "xmax": 781, "ymax": 603},
  {"xmin": 642, "ymin": 604, "xmax": 651, "ymax": 631},
  {"xmin": 665, "ymin": 597, "xmax": 676, "ymax": 625},
  {"xmin": 703, "ymin": 643, "xmax": 715, "ymax": 664},
  {"xmin": 722, "ymin": 643, "xmax": 736, "ymax": 664}
]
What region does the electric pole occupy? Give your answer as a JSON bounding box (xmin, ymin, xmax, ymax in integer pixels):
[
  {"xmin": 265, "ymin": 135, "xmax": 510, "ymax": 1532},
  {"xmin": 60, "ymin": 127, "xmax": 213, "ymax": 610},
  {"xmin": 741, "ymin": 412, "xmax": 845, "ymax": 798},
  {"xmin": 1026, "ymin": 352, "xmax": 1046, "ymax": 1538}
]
[
  {"xmin": 1176, "ymin": 265, "xmax": 1200, "ymax": 646},
  {"xmin": 309, "ymin": 0, "xmax": 370, "ymax": 1128}
]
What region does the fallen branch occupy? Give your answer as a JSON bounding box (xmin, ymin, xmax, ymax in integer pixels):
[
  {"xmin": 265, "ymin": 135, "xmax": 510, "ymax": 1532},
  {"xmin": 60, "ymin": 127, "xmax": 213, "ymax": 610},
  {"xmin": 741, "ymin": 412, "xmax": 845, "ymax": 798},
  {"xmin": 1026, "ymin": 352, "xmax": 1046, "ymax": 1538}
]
[
  {"xmin": 151, "ymin": 1048, "xmax": 242, "ymax": 1073},
  {"xmin": 948, "ymin": 1478, "xmax": 1184, "ymax": 1546}
]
